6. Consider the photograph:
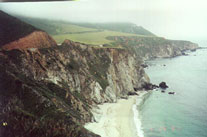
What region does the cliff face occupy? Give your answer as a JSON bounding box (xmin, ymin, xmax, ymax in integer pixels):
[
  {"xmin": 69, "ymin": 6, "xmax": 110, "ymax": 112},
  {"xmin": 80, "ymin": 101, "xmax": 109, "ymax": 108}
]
[
  {"xmin": 139, "ymin": 40, "xmax": 199, "ymax": 60},
  {"xmin": 0, "ymin": 11, "xmax": 199, "ymax": 137},
  {"xmin": 0, "ymin": 35, "xmax": 199, "ymax": 137},
  {"xmin": 0, "ymin": 40, "xmax": 148, "ymax": 137},
  {"xmin": 108, "ymin": 36, "xmax": 199, "ymax": 60}
]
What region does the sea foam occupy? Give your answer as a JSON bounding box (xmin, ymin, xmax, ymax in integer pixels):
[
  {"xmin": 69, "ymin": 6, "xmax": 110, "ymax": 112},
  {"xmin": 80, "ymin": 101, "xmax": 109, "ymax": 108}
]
[{"xmin": 132, "ymin": 93, "xmax": 147, "ymax": 137}]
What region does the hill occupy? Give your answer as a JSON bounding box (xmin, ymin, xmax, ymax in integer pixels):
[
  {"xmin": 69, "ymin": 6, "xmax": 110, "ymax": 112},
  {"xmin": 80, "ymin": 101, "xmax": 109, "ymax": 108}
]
[
  {"xmin": 15, "ymin": 15, "xmax": 198, "ymax": 55},
  {"xmin": 0, "ymin": 11, "xmax": 38, "ymax": 46},
  {"xmin": 0, "ymin": 11, "xmax": 56, "ymax": 50},
  {"xmin": 18, "ymin": 17, "xmax": 99, "ymax": 35},
  {"xmin": 108, "ymin": 36, "xmax": 199, "ymax": 59},
  {"xmin": 73, "ymin": 22, "xmax": 155, "ymax": 36},
  {"xmin": 17, "ymin": 16, "xmax": 154, "ymax": 45}
]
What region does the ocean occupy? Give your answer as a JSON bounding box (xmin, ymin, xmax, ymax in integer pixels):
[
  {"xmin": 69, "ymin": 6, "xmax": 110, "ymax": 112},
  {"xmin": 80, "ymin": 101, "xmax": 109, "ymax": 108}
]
[{"xmin": 135, "ymin": 48, "xmax": 207, "ymax": 137}]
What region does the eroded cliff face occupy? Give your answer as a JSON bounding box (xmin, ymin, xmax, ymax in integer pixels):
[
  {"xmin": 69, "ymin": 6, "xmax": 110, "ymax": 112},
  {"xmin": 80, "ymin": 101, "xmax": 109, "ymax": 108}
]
[
  {"xmin": 0, "ymin": 39, "xmax": 148, "ymax": 137},
  {"xmin": 139, "ymin": 40, "xmax": 199, "ymax": 60},
  {"xmin": 1, "ymin": 31, "xmax": 57, "ymax": 51},
  {"xmin": 108, "ymin": 36, "xmax": 199, "ymax": 60},
  {"xmin": 0, "ymin": 10, "xmax": 199, "ymax": 137}
]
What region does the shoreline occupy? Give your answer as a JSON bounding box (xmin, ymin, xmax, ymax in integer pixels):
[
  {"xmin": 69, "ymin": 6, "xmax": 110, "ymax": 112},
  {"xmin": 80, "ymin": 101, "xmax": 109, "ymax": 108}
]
[{"xmin": 84, "ymin": 91, "xmax": 148, "ymax": 137}]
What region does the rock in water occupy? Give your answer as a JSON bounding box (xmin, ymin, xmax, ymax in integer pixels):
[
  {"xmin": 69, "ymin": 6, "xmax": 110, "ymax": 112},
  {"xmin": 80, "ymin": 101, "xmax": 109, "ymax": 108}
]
[
  {"xmin": 168, "ymin": 92, "xmax": 175, "ymax": 95},
  {"xmin": 159, "ymin": 82, "xmax": 169, "ymax": 89}
]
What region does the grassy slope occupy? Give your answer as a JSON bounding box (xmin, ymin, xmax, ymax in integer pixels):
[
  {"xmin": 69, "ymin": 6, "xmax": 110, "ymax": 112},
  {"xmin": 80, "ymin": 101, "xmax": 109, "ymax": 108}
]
[
  {"xmin": 18, "ymin": 17, "xmax": 98, "ymax": 34},
  {"xmin": 73, "ymin": 22, "xmax": 155, "ymax": 36},
  {"xmin": 53, "ymin": 30, "xmax": 138, "ymax": 45},
  {"xmin": 18, "ymin": 16, "xmax": 156, "ymax": 46}
]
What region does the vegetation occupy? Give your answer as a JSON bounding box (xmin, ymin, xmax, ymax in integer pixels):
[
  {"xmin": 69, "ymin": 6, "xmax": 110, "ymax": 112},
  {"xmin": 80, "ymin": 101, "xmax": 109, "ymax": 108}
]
[
  {"xmin": 18, "ymin": 16, "xmax": 155, "ymax": 46},
  {"xmin": 0, "ymin": 11, "xmax": 38, "ymax": 46},
  {"xmin": 53, "ymin": 30, "xmax": 137, "ymax": 45},
  {"xmin": 107, "ymin": 36, "xmax": 180, "ymax": 57},
  {"xmin": 18, "ymin": 17, "xmax": 98, "ymax": 35},
  {"xmin": 74, "ymin": 22, "xmax": 155, "ymax": 36},
  {"xmin": 87, "ymin": 49, "xmax": 111, "ymax": 90}
]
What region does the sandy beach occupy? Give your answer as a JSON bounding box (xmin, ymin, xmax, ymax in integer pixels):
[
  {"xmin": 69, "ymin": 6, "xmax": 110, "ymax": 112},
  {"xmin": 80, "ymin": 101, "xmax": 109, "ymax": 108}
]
[{"xmin": 84, "ymin": 96, "xmax": 138, "ymax": 137}]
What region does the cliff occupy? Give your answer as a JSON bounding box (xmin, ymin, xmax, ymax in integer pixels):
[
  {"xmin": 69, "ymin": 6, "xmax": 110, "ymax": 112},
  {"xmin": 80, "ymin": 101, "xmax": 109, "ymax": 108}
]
[
  {"xmin": 0, "ymin": 32, "xmax": 198, "ymax": 137},
  {"xmin": 0, "ymin": 11, "xmax": 199, "ymax": 137},
  {"xmin": 108, "ymin": 36, "xmax": 199, "ymax": 60},
  {"xmin": 0, "ymin": 39, "xmax": 148, "ymax": 137}
]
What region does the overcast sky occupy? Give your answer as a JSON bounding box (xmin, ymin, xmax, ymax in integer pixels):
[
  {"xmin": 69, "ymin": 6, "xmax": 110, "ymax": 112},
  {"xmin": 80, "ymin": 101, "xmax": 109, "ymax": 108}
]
[{"xmin": 0, "ymin": 0, "xmax": 206, "ymax": 46}]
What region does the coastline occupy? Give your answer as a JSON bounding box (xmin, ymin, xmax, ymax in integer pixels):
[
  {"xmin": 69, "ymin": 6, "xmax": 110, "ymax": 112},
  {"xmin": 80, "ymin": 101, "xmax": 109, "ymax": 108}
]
[{"xmin": 84, "ymin": 91, "xmax": 148, "ymax": 137}]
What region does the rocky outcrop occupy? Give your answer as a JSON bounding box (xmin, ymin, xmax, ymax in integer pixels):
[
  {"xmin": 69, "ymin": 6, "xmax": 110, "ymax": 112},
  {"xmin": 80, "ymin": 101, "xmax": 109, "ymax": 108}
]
[
  {"xmin": 159, "ymin": 82, "xmax": 169, "ymax": 89},
  {"xmin": 168, "ymin": 92, "xmax": 175, "ymax": 95},
  {"xmin": 0, "ymin": 39, "xmax": 148, "ymax": 137},
  {"xmin": 108, "ymin": 36, "xmax": 199, "ymax": 60}
]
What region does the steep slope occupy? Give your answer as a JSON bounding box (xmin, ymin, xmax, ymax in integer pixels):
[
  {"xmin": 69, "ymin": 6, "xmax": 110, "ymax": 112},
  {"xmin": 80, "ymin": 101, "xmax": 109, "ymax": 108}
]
[
  {"xmin": 0, "ymin": 39, "xmax": 148, "ymax": 137},
  {"xmin": 74, "ymin": 22, "xmax": 155, "ymax": 36},
  {"xmin": 108, "ymin": 36, "xmax": 199, "ymax": 59},
  {"xmin": 17, "ymin": 17, "xmax": 99, "ymax": 35},
  {"xmin": 18, "ymin": 17, "xmax": 155, "ymax": 36},
  {"xmin": 0, "ymin": 11, "xmax": 57, "ymax": 50},
  {"xmin": 0, "ymin": 11, "xmax": 199, "ymax": 137}
]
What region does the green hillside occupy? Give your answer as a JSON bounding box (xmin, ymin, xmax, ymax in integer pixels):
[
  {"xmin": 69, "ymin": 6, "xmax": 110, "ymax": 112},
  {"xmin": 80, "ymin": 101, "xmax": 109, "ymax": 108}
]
[
  {"xmin": 52, "ymin": 30, "xmax": 139, "ymax": 45},
  {"xmin": 17, "ymin": 16, "xmax": 156, "ymax": 46},
  {"xmin": 73, "ymin": 22, "xmax": 155, "ymax": 36},
  {"xmin": 18, "ymin": 17, "xmax": 98, "ymax": 35}
]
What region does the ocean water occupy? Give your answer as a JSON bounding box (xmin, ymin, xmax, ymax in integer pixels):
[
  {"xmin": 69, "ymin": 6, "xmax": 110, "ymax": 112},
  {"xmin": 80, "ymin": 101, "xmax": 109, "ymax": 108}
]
[{"xmin": 137, "ymin": 48, "xmax": 207, "ymax": 137}]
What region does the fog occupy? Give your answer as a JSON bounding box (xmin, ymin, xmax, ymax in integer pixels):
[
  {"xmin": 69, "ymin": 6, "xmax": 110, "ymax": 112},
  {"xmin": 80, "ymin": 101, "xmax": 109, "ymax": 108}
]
[{"xmin": 0, "ymin": 0, "xmax": 207, "ymax": 46}]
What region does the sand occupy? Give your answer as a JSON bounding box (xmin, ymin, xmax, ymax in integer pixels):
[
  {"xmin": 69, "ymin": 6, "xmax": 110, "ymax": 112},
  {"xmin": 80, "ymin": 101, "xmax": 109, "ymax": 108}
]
[{"xmin": 84, "ymin": 96, "xmax": 138, "ymax": 137}]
